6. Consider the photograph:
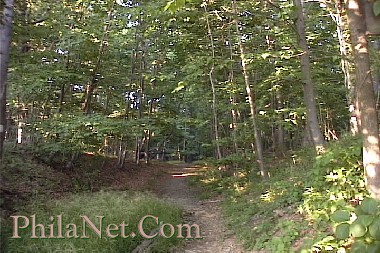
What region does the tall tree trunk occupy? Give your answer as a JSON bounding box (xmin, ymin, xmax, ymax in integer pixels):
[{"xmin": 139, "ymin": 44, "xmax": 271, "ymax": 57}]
[
  {"xmin": 226, "ymin": 30, "xmax": 240, "ymax": 155},
  {"xmin": 294, "ymin": 0, "xmax": 325, "ymax": 153},
  {"xmin": 346, "ymin": 0, "xmax": 380, "ymax": 199},
  {"xmin": 136, "ymin": 39, "xmax": 147, "ymax": 165},
  {"xmin": 330, "ymin": 1, "xmax": 358, "ymax": 134},
  {"xmin": 209, "ymin": 67, "xmax": 222, "ymax": 159},
  {"xmin": 82, "ymin": 3, "xmax": 114, "ymax": 114},
  {"xmin": 0, "ymin": 0, "xmax": 14, "ymax": 159},
  {"xmin": 232, "ymin": 0, "xmax": 269, "ymax": 179},
  {"xmin": 204, "ymin": 4, "xmax": 222, "ymax": 160}
]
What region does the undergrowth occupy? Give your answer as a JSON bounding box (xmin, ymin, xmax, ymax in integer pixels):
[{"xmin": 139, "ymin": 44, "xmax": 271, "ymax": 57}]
[
  {"xmin": 0, "ymin": 144, "xmax": 185, "ymax": 253},
  {"xmin": 193, "ymin": 136, "xmax": 380, "ymax": 252},
  {"xmin": 4, "ymin": 191, "xmax": 184, "ymax": 253}
]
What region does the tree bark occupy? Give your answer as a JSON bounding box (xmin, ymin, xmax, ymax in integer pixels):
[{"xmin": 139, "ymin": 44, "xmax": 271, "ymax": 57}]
[
  {"xmin": 226, "ymin": 31, "xmax": 239, "ymax": 155},
  {"xmin": 0, "ymin": 0, "xmax": 14, "ymax": 159},
  {"xmin": 330, "ymin": 0, "xmax": 358, "ymax": 135},
  {"xmin": 204, "ymin": 4, "xmax": 222, "ymax": 160},
  {"xmin": 232, "ymin": 0, "xmax": 269, "ymax": 179},
  {"xmin": 294, "ymin": 0, "xmax": 325, "ymax": 154},
  {"xmin": 372, "ymin": 40, "xmax": 380, "ymax": 109},
  {"xmin": 346, "ymin": 0, "xmax": 380, "ymax": 199}
]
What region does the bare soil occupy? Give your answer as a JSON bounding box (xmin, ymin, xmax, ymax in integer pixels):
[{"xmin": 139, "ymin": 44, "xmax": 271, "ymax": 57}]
[{"xmin": 152, "ymin": 164, "xmax": 247, "ymax": 253}]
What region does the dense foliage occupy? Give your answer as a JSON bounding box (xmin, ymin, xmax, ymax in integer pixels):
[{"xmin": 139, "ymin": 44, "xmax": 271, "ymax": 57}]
[
  {"xmin": 2, "ymin": 0, "xmax": 380, "ymax": 252},
  {"xmin": 194, "ymin": 137, "xmax": 380, "ymax": 252},
  {"xmin": 5, "ymin": 0, "xmax": 352, "ymax": 162}
]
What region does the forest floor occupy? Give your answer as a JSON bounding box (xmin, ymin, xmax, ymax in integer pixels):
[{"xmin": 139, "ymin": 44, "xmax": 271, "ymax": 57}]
[
  {"xmin": 0, "ymin": 148, "xmax": 248, "ymax": 252},
  {"xmin": 151, "ymin": 163, "xmax": 247, "ymax": 253}
]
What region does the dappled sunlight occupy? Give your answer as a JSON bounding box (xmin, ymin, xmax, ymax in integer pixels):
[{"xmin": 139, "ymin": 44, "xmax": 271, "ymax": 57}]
[
  {"xmin": 231, "ymin": 182, "xmax": 248, "ymax": 194},
  {"xmin": 236, "ymin": 171, "xmax": 249, "ymax": 178},
  {"xmin": 367, "ymin": 135, "xmax": 379, "ymax": 145},
  {"xmin": 171, "ymin": 172, "xmax": 198, "ymax": 178},
  {"xmin": 260, "ymin": 189, "xmax": 285, "ymax": 203},
  {"xmin": 362, "ymin": 136, "xmax": 380, "ymax": 180},
  {"xmin": 200, "ymin": 177, "xmax": 218, "ymax": 184},
  {"xmin": 2, "ymin": 0, "xmax": 379, "ymax": 250},
  {"xmin": 366, "ymin": 164, "xmax": 376, "ymax": 178}
]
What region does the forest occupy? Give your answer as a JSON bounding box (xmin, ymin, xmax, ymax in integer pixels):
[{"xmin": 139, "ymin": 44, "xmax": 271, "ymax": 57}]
[{"xmin": 1, "ymin": 0, "xmax": 380, "ymax": 252}]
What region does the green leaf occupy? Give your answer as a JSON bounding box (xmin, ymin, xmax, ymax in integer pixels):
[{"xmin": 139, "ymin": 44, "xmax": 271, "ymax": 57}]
[
  {"xmin": 172, "ymin": 81, "xmax": 186, "ymax": 93},
  {"xmin": 355, "ymin": 205, "xmax": 367, "ymax": 216},
  {"xmin": 350, "ymin": 221, "xmax": 367, "ymax": 238},
  {"xmin": 350, "ymin": 241, "xmax": 368, "ymax": 253},
  {"xmin": 164, "ymin": 0, "xmax": 186, "ymax": 13},
  {"xmin": 335, "ymin": 223, "xmax": 350, "ymax": 240},
  {"xmin": 331, "ymin": 210, "xmax": 350, "ymax": 223},
  {"xmin": 367, "ymin": 242, "xmax": 380, "ymax": 253},
  {"xmin": 361, "ymin": 198, "xmax": 379, "ymax": 215},
  {"xmin": 374, "ymin": 0, "xmax": 380, "ymax": 16},
  {"xmin": 178, "ymin": 0, "xmax": 186, "ymax": 8},
  {"xmin": 369, "ymin": 217, "xmax": 380, "ymax": 240},
  {"xmin": 356, "ymin": 215, "xmax": 375, "ymax": 227},
  {"xmin": 164, "ymin": 0, "xmax": 175, "ymax": 12}
]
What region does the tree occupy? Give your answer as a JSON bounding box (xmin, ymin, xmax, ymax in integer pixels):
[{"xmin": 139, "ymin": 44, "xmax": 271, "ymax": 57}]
[
  {"xmin": 346, "ymin": 0, "xmax": 380, "ymax": 199},
  {"xmin": 326, "ymin": 0, "xmax": 358, "ymax": 134},
  {"xmin": 294, "ymin": 0, "xmax": 325, "ymax": 153},
  {"xmin": 232, "ymin": 0, "xmax": 269, "ymax": 179},
  {"xmin": 0, "ymin": 0, "xmax": 14, "ymax": 159},
  {"xmin": 203, "ymin": 3, "xmax": 222, "ymax": 160},
  {"xmin": 3, "ymin": 0, "xmax": 365, "ymax": 172},
  {"xmin": 82, "ymin": 1, "xmax": 115, "ymax": 115}
]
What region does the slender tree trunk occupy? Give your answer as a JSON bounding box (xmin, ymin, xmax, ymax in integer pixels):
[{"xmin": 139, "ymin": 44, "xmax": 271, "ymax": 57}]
[
  {"xmin": 135, "ymin": 136, "xmax": 141, "ymax": 165},
  {"xmin": 294, "ymin": 0, "xmax": 325, "ymax": 153},
  {"xmin": 58, "ymin": 52, "xmax": 71, "ymax": 114},
  {"xmin": 58, "ymin": 83, "xmax": 65, "ymax": 113},
  {"xmin": 230, "ymin": 96, "xmax": 239, "ymax": 154},
  {"xmin": 204, "ymin": 5, "xmax": 222, "ymax": 160},
  {"xmin": 117, "ymin": 138, "xmax": 127, "ymax": 169},
  {"xmin": 136, "ymin": 41, "xmax": 147, "ymax": 164},
  {"xmin": 0, "ymin": 0, "xmax": 14, "ymax": 159},
  {"xmin": 346, "ymin": 0, "xmax": 380, "ymax": 199},
  {"xmin": 144, "ymin": 101, "xmax": 154, "ymax": 164},
  {"xmin": 276, "ymin": 91, "xmax": 285, "ymax": 156},
  {"xmin": 82, "ymin": 3, "xmax": 114, "ymax": 114},
  {"xmin": 117, "ymin": 139, "xmax": 122, "ymax": 166},
  {"xmin": 232, "ymin": 0, "xmax": 269, "ymax": 179},
  {"xmin": 209, "ymin": 67, "xmax": 222, "ymax": 159},
  {"xmin": 227, "ymin": 30, "xmax": 239, "ymax": 155}
]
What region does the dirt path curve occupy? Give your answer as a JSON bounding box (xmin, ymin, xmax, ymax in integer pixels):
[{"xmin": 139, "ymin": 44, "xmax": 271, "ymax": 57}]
[{"xmin": 154, "ymin": 164, "xmax": 247, "ymax": 253}]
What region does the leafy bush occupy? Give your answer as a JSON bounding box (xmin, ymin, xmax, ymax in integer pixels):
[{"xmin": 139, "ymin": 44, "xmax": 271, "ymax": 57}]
[
  {"xmin": 193, "ymin": 136, "xmax": 373, "ymax": 252},
  {"xmin": 299, "ymin": 137, "xmax": 367, "ymax": 220},
  {"xmin": 330, "ymin": 198, "xmax": 380, "ymax": 253}
]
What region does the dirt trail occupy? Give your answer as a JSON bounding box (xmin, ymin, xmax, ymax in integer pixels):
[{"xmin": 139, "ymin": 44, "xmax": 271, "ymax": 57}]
[{"xmin": 155, "ymin": 164, "xmax": 247, "ymax": 253}]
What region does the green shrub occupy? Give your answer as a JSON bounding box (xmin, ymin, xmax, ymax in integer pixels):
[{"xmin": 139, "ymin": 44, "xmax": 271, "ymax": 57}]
[
  {"xmin": 330, "ymin": 198, "xmax": 380, "ymax": 253},
  {"xmin": 193, "ymin": 136, "xmax": 372, "ymax": 252}
]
